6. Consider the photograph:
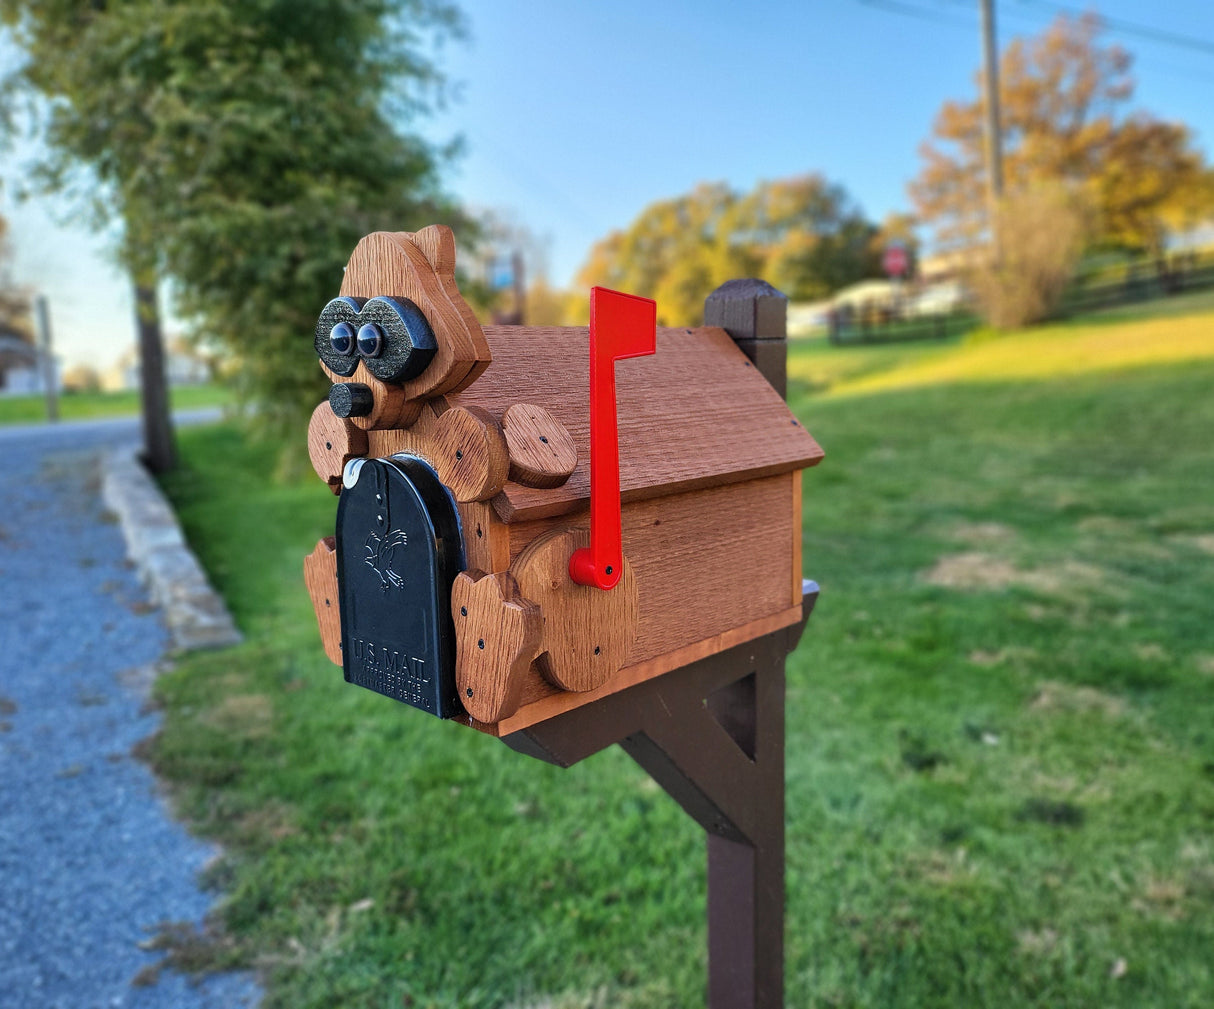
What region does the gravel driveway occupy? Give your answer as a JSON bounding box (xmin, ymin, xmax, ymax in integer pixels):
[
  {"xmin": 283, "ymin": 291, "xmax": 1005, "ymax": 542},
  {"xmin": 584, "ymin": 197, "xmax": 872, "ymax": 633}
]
[{"xmin": 0, "ymin": 415, "xmax": 259, "ymax": 1008}]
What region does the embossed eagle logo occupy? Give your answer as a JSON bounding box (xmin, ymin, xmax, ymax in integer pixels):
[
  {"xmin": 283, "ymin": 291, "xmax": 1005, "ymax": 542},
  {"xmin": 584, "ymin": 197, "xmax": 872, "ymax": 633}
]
[{"xmin": 364, "ymin": 529, "xmax": 409, "ymax": 591}]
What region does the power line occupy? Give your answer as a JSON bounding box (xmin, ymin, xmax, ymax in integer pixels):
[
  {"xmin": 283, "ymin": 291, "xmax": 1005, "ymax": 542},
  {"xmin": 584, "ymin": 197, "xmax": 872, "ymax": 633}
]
[
  {"xmin": 1014, "ymin": 0, "xmax": 1214, "ymax": 58},
  {"xmin": 921, "ymin": 0, "xmax": 1214, "ymax": 58},
  {"xmin": 855, "ymin": 0, "xmax": 973, "ymax": 31},
  {"xmin": 857, "ymin": 0, "xmax": 1214, "ymax": 80}
]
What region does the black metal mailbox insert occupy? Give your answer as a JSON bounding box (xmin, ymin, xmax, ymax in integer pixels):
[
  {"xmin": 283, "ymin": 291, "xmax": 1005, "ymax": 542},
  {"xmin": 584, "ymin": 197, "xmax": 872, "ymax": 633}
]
[{"xmin": 335, "ymin": 455, "xmax": 465, "ymax": 717}]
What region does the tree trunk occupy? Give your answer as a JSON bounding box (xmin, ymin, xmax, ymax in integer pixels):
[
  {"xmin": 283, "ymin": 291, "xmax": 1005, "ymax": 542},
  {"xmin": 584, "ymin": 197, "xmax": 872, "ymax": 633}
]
[{"xmin": 134, "ymin": 274, "xmax": 176, "ymax": 474}]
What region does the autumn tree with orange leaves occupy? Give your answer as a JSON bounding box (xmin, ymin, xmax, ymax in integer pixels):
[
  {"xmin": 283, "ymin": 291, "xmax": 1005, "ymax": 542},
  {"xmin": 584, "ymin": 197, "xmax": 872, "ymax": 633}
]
[{"xmin": 911, "ymin": 13, "xmax": 1212, "ymax": 259}]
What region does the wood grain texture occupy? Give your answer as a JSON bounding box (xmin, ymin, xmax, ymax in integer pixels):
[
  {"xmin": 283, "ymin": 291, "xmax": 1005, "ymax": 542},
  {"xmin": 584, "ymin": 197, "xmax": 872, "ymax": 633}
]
[
  {"xmin": 509, "ymin": 473, "xmax": 795, "ymax": 665},
  {"xmin": 399, "ymin": 225, "xmax": 492, "ymax": 390},
  {"xmin": 730, "ymin": 338, "xmax": 788, "ymax": 400},
  {"xmin": 456, "ymin": 475, "xmax": 799, "ymax": 733},
  {"xmin": 473, "ymin": 603, "xmax": 803, "ymax": 736},
  {"xmin": 307, "ymin": 401, "xmax": 369, "ymax": 492},
  {"xmin": 321, "ymin": 358, "xmax": 422, "ymax": 431},
  {"xmin": 703, "ymin": 278, "xmax": 788, "ymax": 342},
  {"xmin": 502, "ymin": 403, "xmax": 577, "ymax": 488},
  {"xmin": 457, "ymin": 500, "xmax": 510, "ymax": 575},
  {"xmin": 344, "ymin": 231, "xmax": 477, "ymax": 397},
  {"xmin": 436, "ymin": 404, "xmax": 510, "ymax": 502},
  {"xmin": 304, "ymin": 537, "xmax": 342, "ymax": 666},
  {"xmin": 461, "ymin": 474, "xmax": 800, "ymax": 728},
  {"xmin": 446, "ymin": 325, "xmax": 823, "ymax": 523},
  {"xmin": 511, "ymin": 526, "xmax": 639, "ymax": 692},
  {"xmin": 451, "ymin": 571, "xmax": 542, "ymax": 722},
  {"xmin": 792, "ymin": 470, "xmax": 804, "ymax": 607},
  {"xmin": 366, "ymin": 401, "xmax": 509, "ymax": 503},
  {"xmin": 340, "ymin": 230, "xmax": 491, "ymax": 400}
]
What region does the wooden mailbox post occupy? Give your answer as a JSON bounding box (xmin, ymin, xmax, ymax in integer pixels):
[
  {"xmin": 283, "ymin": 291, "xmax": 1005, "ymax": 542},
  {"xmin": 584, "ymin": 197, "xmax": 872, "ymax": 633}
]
[{"xmin": 304, "ymin": 226, "xmax": 824, "ymax": 1008}]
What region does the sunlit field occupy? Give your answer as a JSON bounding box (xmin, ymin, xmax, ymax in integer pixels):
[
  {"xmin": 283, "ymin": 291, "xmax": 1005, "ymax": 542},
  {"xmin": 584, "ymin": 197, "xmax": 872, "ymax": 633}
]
[{"xmin": 790, "ymin": 289, "xmax": 1214, "ymax": 398}]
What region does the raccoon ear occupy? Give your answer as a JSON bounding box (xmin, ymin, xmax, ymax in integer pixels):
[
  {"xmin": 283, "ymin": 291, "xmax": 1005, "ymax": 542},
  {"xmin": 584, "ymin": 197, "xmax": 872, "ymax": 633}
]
[{"xmin": 404, "ymin": 225, "xmax": 457, "ymax": 275}]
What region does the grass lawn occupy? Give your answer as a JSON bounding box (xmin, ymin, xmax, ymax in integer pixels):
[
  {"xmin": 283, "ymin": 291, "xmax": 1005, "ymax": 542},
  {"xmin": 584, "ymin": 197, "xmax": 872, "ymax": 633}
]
[
  {"xmin": 0, "ymin": 382, "xmax": 230, "ymax": 425},
  {"xmin": 150, "ymin": 301, "xmax": 1214, "ymax": 1008}
]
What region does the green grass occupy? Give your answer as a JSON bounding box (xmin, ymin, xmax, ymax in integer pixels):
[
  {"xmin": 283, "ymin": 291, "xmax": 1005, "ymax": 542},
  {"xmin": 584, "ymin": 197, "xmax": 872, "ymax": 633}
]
[
  {"xmin": 0, "ymin": 383, "xmax": 229, "ymax": 425},
  {"xmin": 151, "ymin": 303, "xmax": 1214, "ymax": 1007}
]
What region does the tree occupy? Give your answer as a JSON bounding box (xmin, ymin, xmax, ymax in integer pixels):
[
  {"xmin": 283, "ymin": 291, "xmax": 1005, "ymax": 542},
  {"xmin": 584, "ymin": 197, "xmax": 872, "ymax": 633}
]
[
  {"xmin": 1, "ymin": 0, "xmax": 467, "ymax": 457},
  {"xmin": 911, "ymin": 13, "xmax": 1211, "ymax": 259},
  {"xmin": 62, "ymin": 363, "xmax": 101, "ymax": 393},
  {"xmin": 970, "ymin": 184, "xmax": 1086, "ymax": 329},
  {"xmin": 0, "ymin": 213, "xmax": 33, "ymax": 343},
  {"xmin": 577, "ymin": 175, "xmax": 881, "ymax": 327}
]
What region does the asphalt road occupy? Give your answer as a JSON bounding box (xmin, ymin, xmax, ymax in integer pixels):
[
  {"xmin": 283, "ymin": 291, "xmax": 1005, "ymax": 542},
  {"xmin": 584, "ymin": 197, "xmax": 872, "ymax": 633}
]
[{"xmin": 0, "ymin": 412, "xmax": 259, "ymax": 1008}]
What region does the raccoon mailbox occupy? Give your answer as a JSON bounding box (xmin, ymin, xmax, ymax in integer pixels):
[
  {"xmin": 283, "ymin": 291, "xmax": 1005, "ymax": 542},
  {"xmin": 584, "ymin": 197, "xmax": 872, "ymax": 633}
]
[{"xmin": 303, "ymin": 225, "xmax": 823, "ymax": 1009}]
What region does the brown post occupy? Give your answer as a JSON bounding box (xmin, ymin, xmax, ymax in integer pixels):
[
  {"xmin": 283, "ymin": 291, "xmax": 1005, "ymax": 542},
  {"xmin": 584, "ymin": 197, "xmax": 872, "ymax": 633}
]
[
  {"xmin": 703, "ymin": 279, "xmax": 789, "ymax": 1007},
  {"xmin": 705, "ymin": 278, "xmax": 788, "ymax": 398}
]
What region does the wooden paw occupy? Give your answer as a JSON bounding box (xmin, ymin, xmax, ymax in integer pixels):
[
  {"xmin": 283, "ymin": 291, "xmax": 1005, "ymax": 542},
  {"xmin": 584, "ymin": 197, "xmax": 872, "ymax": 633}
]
[
  {"xmin": 369, "ymin": 400, "xmax": 510, "ymax": 503},
  {"xmin": 511, "ymin": 527, "xmax": 638, "ymax": 692},
  {"xmin": 452, "ymin": 571, "xmax": 542, "ymax": 722},
  {"xmin": 502, "ymin": 403, "xmax": 577, "ymax": 488},
  {"xmin": 304, "ymin": 537, "xmax": 342, "ymax": 665},
  {"xmin": 307, "ymin": 403, "xmax": 369, "ymax": 492}
]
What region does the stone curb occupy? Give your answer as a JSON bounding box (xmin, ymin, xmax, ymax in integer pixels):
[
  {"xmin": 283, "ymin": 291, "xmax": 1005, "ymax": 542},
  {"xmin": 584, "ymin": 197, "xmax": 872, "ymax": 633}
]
[{"xmin": 100, "ymin": 443, "xmax": 243, "ymax": 652}]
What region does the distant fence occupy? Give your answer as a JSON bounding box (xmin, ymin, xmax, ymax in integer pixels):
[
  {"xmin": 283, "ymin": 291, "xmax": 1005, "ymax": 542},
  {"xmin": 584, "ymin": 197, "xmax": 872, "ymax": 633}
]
[
  {"xmin": 828, "ymin": 308, "xmax": 978, "ymax": 346},
  {"xmin": 1054, "ymin": 251, "xmax": 1214, "ymax": 318},
  {"xmin": 824, "ymin": 249, "xmax": 1214, "ymax": 346}
]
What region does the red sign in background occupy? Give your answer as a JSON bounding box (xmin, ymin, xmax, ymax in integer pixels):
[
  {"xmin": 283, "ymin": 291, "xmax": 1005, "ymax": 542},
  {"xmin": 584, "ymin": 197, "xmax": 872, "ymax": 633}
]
[{"xmin": 883, "ymin": 244, "xmax": 908, "ymax": 278}]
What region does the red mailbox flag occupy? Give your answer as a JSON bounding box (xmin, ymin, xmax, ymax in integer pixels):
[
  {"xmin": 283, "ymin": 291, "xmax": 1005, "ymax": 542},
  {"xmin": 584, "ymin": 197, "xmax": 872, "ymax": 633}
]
[{"xmin": 568, "ymin": 287, "xmax": 657, "ymax": 591}]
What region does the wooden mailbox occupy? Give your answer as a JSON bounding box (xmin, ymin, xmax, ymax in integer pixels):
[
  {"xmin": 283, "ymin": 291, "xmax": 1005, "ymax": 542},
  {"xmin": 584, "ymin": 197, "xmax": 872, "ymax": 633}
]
[{"xmin": 304, "ymin": 225, "xmax": 824, "ymax": 1008}]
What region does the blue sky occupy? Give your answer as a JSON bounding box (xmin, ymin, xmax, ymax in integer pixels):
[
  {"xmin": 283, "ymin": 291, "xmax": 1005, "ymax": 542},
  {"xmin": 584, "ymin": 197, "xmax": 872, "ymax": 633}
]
[{"xmin": 5, "ymin": 0, "xmax": 1214, "ymax": 367}]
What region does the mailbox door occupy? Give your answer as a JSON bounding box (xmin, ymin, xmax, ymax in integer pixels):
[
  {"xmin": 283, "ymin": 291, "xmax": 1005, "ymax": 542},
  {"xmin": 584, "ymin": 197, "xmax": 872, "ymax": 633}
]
[{"xmin": 335, "ymin": 455, "xmax": 465, "ymax": 717}]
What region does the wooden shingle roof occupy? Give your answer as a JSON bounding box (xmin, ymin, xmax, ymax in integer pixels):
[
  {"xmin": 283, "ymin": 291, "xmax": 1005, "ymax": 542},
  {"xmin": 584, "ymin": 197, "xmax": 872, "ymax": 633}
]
[{"xmin": 450, "ymin": 324, "xmax": 824, "ymax": 523}]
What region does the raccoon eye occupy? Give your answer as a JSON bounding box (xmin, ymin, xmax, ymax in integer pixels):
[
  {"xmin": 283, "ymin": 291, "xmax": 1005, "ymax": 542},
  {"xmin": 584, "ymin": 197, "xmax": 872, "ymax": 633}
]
[
  {"xmin": 329, "ymin": 321, "xmax": 356, "ymax": 356},
  {"xmin": 357, "ymin": 323, "xmax": 384, "ymax": 358}
]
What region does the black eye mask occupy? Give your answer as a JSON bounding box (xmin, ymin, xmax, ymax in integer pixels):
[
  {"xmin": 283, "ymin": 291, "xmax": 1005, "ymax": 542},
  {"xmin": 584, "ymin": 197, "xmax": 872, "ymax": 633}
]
[{"xmin": 314, "ymin": 296, "xmax": 437, "ymax": 384}]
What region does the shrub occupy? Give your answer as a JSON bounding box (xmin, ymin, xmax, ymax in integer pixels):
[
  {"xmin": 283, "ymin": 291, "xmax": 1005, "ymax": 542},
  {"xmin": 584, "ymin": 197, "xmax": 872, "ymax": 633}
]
[{"xmin": 970, "ymin": 185, "xmax": 1088, "ymax": 329}]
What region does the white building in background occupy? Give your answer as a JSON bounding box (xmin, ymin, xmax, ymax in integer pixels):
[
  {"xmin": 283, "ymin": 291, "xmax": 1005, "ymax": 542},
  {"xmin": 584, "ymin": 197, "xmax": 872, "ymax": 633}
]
[
  {"xmin": 100, "ymin": 338, "xmax": 213, "ymax": 392},
  {"xmin": 0, "ymin": 327, "xmax": 59, "ymax": 395}
]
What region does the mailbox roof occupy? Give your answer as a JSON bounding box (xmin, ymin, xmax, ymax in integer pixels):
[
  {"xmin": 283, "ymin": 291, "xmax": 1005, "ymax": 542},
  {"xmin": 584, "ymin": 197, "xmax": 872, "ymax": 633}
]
[{"xmin": 450, "ymin": 325, "xmax": 824, "ymax": 523}]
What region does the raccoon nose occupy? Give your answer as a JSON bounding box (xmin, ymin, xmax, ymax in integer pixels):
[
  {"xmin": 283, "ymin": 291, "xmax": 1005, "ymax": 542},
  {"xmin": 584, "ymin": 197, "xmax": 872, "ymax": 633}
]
[{"xmin": 329, "ymin": 382, "xmax": 375, "ymax": 419}]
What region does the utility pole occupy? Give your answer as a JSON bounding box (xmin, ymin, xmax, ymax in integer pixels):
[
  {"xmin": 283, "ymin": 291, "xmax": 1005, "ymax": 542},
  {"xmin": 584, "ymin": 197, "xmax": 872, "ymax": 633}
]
[
  {"xmin": 980, "ymin": 0, "xmax": 1005, "ymax": 255},
  {"xmin": 34, "ymin": 294, "xmax": 59, "ymax": 423},
  {"xmin": 511, "ymin": 250, "xmax": 526, "ymax": 326}
]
